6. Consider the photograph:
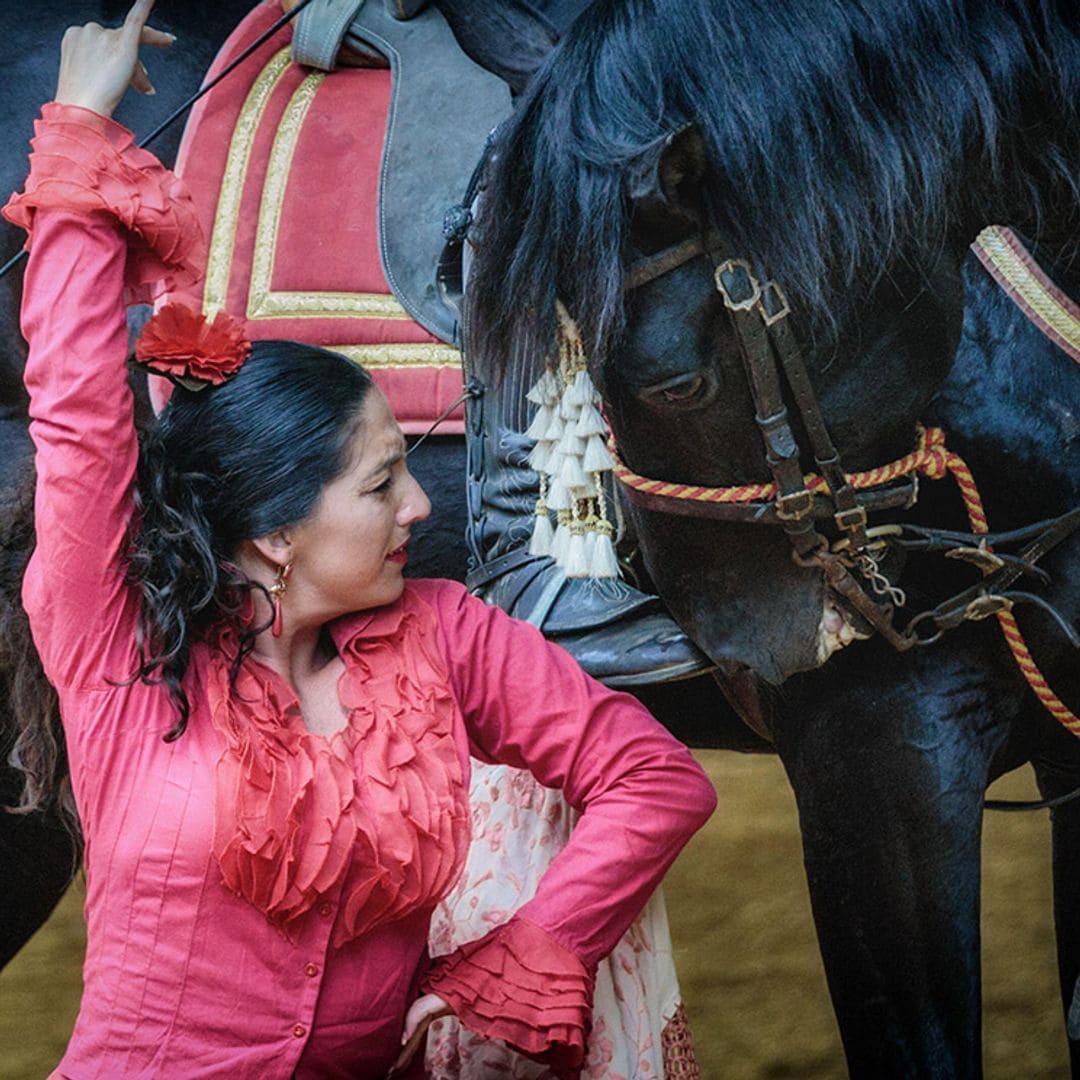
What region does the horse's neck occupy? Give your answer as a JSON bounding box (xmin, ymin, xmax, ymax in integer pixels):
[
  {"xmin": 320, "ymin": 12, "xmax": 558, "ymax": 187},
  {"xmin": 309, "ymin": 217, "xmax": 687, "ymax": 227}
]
[{"xmin": 926, "ymin": 243, "xmax": 1080, "ymax": 525}]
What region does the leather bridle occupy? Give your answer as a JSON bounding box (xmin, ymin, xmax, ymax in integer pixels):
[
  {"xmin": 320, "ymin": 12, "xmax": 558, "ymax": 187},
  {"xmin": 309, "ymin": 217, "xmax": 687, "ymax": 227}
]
[
  {"xmin": 622, "ymin": 231, "xmax": 925, "ymax": 647},
  {"xmin": 617, "ymin": 230, "xmax": 1080, "ymax": 654}
]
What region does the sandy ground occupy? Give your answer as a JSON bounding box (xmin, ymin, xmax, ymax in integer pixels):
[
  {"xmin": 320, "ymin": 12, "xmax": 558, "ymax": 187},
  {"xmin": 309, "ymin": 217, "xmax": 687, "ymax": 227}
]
[{"xmin": 0, "ymin": 752, "xmax": 1069, "ymax": 1079}]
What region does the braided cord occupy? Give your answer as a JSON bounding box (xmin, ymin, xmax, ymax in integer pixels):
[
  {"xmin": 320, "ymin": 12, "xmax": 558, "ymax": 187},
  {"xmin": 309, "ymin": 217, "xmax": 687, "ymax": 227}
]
[
  {"xmin": 942, "ymin": 443, "xmax": 1080, "ymax": 735},
  {"xmin": 611, "ymin": 425, "xmax": 955, "ymax": 504},
  {"xmin": 611, "ymin": 425, "xmax": 1079, "ymax": 734}
]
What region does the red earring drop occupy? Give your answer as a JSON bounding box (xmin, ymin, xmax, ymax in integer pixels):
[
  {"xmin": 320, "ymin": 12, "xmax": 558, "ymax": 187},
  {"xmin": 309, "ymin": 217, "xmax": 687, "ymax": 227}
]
[{"xmin": 268, "ymin": 562, "xmax": 293, "ymax": 638}]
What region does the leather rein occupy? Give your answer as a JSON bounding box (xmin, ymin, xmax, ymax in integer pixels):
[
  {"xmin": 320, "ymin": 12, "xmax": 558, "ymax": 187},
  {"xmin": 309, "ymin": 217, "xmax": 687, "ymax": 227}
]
[{"xmin": 617, "ymin": 231, "xmax": 1080, "ymax": 660}]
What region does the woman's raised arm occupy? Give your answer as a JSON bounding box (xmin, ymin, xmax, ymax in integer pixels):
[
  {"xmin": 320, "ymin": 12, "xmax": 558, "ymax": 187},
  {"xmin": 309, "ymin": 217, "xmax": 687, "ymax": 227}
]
[{"xmin": 4, "ymin": 2, "xmax": 196, "ymax": 690}]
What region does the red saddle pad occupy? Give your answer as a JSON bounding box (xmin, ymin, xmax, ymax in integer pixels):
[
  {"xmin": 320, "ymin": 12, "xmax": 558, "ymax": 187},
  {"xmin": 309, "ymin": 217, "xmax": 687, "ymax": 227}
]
[{"xmin": 164, "ymin": 0, "xmax": 464, "ymax": 433}]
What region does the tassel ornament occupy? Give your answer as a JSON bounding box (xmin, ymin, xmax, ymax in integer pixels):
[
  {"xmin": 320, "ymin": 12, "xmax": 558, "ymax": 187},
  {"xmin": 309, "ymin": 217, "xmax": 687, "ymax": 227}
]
[{"xmin": 520, "ymin": 303, "xmax": 621, "ymax": 579}]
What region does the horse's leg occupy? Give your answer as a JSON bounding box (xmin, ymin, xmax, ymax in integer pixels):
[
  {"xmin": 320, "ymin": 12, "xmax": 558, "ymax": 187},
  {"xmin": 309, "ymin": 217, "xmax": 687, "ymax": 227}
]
[
  {"xmin": 0, "ymin": 766, "xmax": 77, "ymax": 969},
  {"xmin": 1030, "ymin": 714, "xmax": 1080, "ymax": 1077},
  {"xmin": 772, "ymin": 635, "xmax": 1016, "ymax": 1078}
]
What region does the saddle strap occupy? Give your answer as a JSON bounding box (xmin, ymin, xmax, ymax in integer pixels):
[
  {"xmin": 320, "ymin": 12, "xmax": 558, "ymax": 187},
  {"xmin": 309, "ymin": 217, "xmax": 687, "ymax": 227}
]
[{"xmin": 293, "ymin": 0, "xmax": 366, "ymax": 71}]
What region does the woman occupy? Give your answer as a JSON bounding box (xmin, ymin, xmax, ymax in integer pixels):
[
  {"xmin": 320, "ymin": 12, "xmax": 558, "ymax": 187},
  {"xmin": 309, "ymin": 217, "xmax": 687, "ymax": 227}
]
[{"xmin": 4, "ymin": 3, "xmax": 716, "ymax": 1077}]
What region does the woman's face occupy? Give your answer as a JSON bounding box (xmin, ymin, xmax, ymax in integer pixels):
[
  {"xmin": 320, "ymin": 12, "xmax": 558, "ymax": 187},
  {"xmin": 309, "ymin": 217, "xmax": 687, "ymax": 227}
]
[{"xmin": 287, "ymin": 389, "xmax": 431, "ymax": 618}]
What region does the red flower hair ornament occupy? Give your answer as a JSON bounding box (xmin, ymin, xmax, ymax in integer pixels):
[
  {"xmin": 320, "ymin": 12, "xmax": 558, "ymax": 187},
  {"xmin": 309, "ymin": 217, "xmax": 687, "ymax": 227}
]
[{"xmin": 135, "ymin": 303, "xmax": 251, "ymax": 391}]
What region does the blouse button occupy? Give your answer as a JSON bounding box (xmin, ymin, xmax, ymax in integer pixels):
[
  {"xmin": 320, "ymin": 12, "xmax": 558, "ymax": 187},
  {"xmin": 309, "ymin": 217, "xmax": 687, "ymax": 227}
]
[
  {"xmin": 304, "ymin": 963, "xmax": 319, "ymax": 978},
  {"xmin": 317, "ymin": 901, "xmax": 333, "ymax": 917},
  {"xmin": 292, "ymin": 1023, "xmax": 306, "ymax": 1039}
]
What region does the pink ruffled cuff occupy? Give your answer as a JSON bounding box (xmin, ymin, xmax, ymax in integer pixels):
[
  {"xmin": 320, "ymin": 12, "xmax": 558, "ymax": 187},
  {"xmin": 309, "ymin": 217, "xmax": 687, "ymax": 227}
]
[
  {"xmin": 422, "ymin": 916, "xmax": 595, "ymax": 1077},
  {"xmin": 2, "ymin": 102, "xmax": 205, "ymax": 304}
]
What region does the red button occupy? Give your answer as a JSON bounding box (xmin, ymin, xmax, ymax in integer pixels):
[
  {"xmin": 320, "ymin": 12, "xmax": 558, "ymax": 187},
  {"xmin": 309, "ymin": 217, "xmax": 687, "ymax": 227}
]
[
  {"xmin": 304, "ymin": 963, "xmax": 319, "ymax": 978},
  {"xmin": 292, "ymin": 1024, "xmax": 306, "ymax": 1039},
  {"xmin": 317, "ymin": 902, "xmax": 333, "ymax": 917}
]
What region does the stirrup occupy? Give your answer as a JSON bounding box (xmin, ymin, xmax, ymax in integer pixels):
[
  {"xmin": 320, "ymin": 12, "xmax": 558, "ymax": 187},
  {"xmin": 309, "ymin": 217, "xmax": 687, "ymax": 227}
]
[{"xmin": 469, "ymin": 550, "xmax": 714, "ymax": 688}]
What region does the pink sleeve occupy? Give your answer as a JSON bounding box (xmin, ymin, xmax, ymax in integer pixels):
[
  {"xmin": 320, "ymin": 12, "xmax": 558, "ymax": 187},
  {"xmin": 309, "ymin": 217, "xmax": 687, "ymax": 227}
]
[
  {"xmin": 3, "ymin": 103, "xmax": 203, "ymax": 304},
  {"xmin": 418, "ymin": 580, "xmax": 716, "ymax": 1068},
  {"xmin": 6, "ymin": 105, "xmax": 203, "ymax": 690}
]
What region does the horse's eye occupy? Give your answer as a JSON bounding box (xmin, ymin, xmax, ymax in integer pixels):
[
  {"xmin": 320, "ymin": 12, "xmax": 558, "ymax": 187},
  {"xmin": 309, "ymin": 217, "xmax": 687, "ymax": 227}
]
[
  {"xmin": 661, "ymin": 376, "xmax": 704, "ymax": 401},
  {"xmin": 638, "ymin": 370, "xmax": 715, "ymax": 410}
]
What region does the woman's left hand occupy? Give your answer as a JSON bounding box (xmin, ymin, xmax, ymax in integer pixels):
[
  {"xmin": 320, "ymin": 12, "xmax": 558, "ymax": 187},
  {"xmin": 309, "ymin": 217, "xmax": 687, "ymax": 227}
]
[
  {"xmin": 55, "ymin": 0, "xmax": 174, "ymax": 119},
  {"xmin": 387, "ymin": 992, "xmax": 453, "ymax": 1077}
]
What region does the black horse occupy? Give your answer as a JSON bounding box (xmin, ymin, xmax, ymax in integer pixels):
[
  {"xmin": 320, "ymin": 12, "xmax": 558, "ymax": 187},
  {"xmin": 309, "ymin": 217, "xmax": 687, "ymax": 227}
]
[{"xmin": 466, "ymin": 0, "xmax": 1080, "ymax": 1075}]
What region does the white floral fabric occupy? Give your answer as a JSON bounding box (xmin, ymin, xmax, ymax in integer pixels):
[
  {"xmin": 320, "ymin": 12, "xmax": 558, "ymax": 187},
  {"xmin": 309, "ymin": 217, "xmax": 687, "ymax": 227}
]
[{"xmin": 427, "ymin": 762, "xmax": 683, "ymax": 1079}]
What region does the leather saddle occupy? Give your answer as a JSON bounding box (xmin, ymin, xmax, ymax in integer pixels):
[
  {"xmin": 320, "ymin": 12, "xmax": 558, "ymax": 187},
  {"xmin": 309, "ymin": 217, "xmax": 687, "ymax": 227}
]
[{"xmin": 288, "ymin": 0, "xmax": 560, "ymax": 346}]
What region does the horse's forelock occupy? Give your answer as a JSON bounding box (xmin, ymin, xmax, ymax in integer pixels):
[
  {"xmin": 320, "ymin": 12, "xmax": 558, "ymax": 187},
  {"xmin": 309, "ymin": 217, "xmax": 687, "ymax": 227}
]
[{"xmin": 468, "ymin": 0, "xmax": 1079, "ymax": 377}]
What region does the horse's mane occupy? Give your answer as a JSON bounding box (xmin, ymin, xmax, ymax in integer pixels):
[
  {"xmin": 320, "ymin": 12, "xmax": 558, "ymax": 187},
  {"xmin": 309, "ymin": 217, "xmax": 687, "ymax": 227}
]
[{"xmin": 467, "ymin": 0, "xmax": 1080, "ymax": 373}]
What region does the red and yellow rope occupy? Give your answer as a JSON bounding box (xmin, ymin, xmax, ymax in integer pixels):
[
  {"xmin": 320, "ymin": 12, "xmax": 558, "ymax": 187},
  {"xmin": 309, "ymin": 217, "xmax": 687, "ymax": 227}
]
[
  {"xmin": 611, "ymin": 424, "xmax": 1079, "ymax": 735},
  {"xmin": 612, "ymin": 425, "xmax": 967, "ymax": 505}
]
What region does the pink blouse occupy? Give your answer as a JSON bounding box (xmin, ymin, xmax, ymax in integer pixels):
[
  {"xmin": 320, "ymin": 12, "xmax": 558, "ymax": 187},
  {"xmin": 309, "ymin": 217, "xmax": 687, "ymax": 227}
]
[{"xmin": 6, "ymin": 105, "xmax": 716, "ymax": 1080}]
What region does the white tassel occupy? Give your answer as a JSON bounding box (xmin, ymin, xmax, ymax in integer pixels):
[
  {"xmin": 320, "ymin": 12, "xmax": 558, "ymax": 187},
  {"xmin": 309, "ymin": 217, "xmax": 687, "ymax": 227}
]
[
  {"xmin": 526, "ymin": 369, "xmax": 560, "ymax": 405},
  {"xmin": 571, "ymin": 369, "xmax": 595, "ymax": 405},
  {"xmin": 556, "ymin": 431, "xmax": 586, "ymax": 459},
  {"xmin": 588, "ymin": 530, "xmax": 621, "ymax": 579},
  {"xmin": 583, "ymin": 435, "xmax": 614, "ymax": 473},
  {"xmin": 574, "ymin": 402, "xmax": 607, "ymax": 437},
  {"xmin": 546, "ymin": 476, "xmax": 571, "ymax": 512},
  {"xmin": 545, "ymin": 450, "xmax": 565, "ymax": 483},
  {"xmin": 552, "ymin": 520, "xmax": 571, "ymax": 564},
  {"xmin": 559, "ymin": 392, "xmax": 580, "ymax": 421},
  {"xmin": 527, "ymin": 440, "xmax": 552, "ymax": 473},
  {"xmin": 563, "ymin": 530, "xmax": 589, "ymax": 577},
  {"xmin": 529, "ymin": 509, "xmax": 554, "ymax": 556},
  {"xmin": 560, "ymin": 453, "xmax": 590, "ymax": 492},
  {"xmin": 538, "ymin": 369, "xmax": 561, "ymax": 401},
  {"xmin": 525, "ymin": 404, "xmax": 554, "ymax": 441},
  {"xmin": 543, "ymin": 411, "xmax": 565, "ymax": 443}
]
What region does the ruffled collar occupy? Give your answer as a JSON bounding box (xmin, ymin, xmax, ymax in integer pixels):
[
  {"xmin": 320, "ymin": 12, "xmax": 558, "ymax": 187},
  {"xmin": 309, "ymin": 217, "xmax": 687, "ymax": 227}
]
[{"xmin": 204, "ymin": 587, "xmax": 470, "ymax": 945}]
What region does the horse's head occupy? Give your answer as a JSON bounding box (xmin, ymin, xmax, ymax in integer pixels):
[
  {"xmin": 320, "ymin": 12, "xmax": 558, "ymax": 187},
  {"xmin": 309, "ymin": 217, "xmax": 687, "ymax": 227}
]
[
  {"xmin": 596, "ymin": 128, "xmax": 967, "ymax": 681},
  {"xmin": 467, "ymin": 0, "xmax": 1079, "ymax": 684}
]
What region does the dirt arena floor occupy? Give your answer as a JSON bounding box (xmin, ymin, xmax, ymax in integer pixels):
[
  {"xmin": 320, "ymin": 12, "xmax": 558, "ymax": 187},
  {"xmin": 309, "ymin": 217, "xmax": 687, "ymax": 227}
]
[{"xmin": 0, "ymin": 751, "xmax": 1069, "ymax": 1079}]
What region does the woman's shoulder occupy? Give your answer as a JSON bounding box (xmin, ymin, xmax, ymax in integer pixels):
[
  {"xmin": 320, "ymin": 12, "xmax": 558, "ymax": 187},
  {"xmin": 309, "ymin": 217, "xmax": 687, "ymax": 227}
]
[{"xmin": 402, "ymin": 577, "xmax": 470, "ymax": 606}]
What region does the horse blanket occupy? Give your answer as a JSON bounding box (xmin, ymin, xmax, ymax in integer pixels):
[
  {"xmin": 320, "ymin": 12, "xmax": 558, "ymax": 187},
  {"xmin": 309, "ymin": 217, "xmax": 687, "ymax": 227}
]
[{"xmin": 165, "ymin": 0, "xmax": 468, "ymax": 433}]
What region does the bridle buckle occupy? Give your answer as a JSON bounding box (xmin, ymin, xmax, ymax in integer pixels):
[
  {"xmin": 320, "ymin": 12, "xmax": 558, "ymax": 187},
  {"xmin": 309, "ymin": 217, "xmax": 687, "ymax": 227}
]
[
  {"xmin": 834, "ymin": 505, "xmax": 868, "ymax": 534},
  {"xmin": 757, "ymin": 280, "xmax": 791, "ymax": 327},
  {"xmin": 776, "ymin": 488, "xmax": 814, "ymax": 521},
  {"xmin": 714, "ymin": 259, "xmax": 762, "ymax": 312}
]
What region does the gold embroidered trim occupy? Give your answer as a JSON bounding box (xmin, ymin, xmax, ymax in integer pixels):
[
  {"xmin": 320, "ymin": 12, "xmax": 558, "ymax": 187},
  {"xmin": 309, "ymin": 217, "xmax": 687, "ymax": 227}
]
[
  {"xmin": 335, "ymin": 343, "xmax": 462, "ymax": 370},
  {"xmin": 247, "ymin": 69, "xmax": 412, "ymax": 321},
  {"xmin": 203, "ymin": 48, "xmax": 293, "ymax": 317},
  {"xmin": 973, "ymin": 225, "xmax": 1080, "ymax": 356}
]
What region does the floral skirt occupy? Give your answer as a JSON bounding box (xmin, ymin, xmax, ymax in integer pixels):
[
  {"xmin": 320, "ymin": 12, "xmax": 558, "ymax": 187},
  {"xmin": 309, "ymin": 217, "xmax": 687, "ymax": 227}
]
[{"xmin": 426, "ymin": 762, "xmax": 700, "ymax": 1079}]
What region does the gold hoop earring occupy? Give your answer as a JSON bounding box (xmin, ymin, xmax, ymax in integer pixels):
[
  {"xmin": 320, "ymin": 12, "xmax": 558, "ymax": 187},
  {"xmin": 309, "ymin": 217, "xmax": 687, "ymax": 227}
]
[{"xmin": 268, "ymin": 561, "xmax": 293, "ymax": 638}]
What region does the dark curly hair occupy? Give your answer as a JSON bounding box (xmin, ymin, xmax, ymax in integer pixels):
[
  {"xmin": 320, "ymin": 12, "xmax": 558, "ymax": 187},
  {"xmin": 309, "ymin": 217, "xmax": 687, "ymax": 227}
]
[
  {"xmin": 127, "ymin": 340, "xmax": 373, "ymax": 740},
  {"xmin": 1, "ymin": 458, "xmax": 72, "ymax": 831}
]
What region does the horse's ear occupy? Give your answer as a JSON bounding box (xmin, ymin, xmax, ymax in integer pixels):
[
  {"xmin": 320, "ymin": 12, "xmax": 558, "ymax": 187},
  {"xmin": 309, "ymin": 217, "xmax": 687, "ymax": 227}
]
[{"xmin": 627, "ymin": 124, "xmax": 707, "ymax": 216}]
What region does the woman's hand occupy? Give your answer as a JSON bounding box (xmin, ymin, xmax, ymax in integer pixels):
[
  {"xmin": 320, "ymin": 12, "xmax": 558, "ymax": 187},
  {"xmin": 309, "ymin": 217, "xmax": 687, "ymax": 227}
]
[
  {"xmin": 387, "ymin": 993, "xmax": 453, "ymax": 1077},
  {"xmin": 55, "ymin": 0, "xmax": 174, "ymax": 119}
]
